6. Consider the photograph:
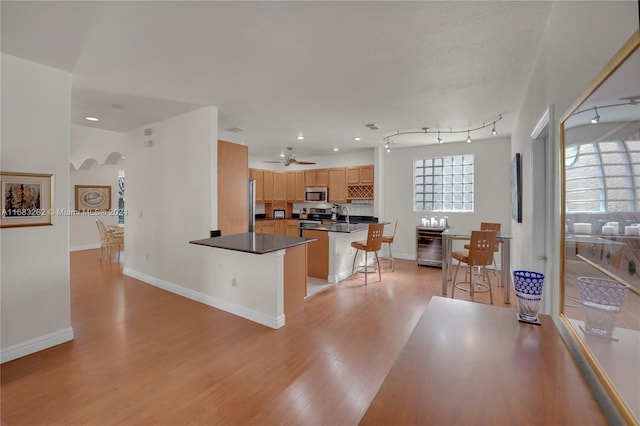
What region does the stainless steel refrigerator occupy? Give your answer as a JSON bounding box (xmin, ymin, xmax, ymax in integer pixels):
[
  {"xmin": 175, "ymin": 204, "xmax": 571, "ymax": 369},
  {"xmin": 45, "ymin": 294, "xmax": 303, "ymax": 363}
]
[{"xmin": 248, "ymin": 178, "xmax": 255, "ymax": 232}]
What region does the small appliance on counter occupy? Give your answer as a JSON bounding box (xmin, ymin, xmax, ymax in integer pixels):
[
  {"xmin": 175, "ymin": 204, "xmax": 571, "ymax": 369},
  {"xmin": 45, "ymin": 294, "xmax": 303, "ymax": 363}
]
[{"xmin": 273, "ymin": 209, "xmax": 286, "ymax": 219}]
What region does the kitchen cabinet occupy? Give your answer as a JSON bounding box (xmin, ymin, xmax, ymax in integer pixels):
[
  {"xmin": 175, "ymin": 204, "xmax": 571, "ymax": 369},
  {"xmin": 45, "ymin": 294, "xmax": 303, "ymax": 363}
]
[
  {"xmin": 346, "ymin": 165, "xmax": 374, "ymax": 184},
  {"xmin": 263, "ymin": 170, "xmax": 274, "ymax": 202},
  {"xmin": 273, "ymin": 172, "xmax": 286, "ymax": 201},
  {"xmin": 260, "ymin": 220, "xmax": 276, "ymax": 235},
  {"xmin": 250, "ymin": 168, "xmax": 264, "ymax": 203},
  {"xmin": 305, "ymin": 170, "xmax": 316, "ymax": 187},
  {"xmin": 316, "ymin": 169, "xmax": 329, "ymax": 187},
  {"xmin": 328, "ymin": 168, "xmax": 347, "ymax": 203},
  {"xmin": 286, "ymin": 172, "xmax": 296, "ymax": 202},
  {"xmin": 295, "ymin": 171, "xmax": 305, "ymax": 202},
  {"xmin": 347, "ymin": 165, "xmax": 374, "ymax": 200},
  {"xmin": 286, "ymin": 219, "xmax": 299, "ymax": 236}
]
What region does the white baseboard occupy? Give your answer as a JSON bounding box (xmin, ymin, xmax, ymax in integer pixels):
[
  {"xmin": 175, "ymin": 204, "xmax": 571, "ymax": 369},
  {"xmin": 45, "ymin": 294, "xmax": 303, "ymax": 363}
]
[
  {"xmin": 70, "ymin": 243, "xmax": 100, "ymax": 252},
  {"xmin": 123, "ymin": 267, "xmax": 285, "ymax": 329},
  {"xmin": 1, "ymin": 327, "xmax": 74, "ymax": 364}
]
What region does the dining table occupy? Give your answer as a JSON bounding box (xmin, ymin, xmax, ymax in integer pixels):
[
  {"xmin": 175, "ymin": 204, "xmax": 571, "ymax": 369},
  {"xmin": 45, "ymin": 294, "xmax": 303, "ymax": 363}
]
[{"xmin": 441, "ymin": 228, "xmax": 512, "ymax": 303}]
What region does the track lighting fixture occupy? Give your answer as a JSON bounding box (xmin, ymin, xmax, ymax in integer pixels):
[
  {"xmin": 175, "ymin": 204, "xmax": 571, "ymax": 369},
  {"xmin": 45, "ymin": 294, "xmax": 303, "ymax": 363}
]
[
  {"xmin": 570, "ymin": 99, "xmax": 639, "ymax": 123},
  {"xmin": 381, "ymin": 114, "xmax": 503, "ymax": 149}
]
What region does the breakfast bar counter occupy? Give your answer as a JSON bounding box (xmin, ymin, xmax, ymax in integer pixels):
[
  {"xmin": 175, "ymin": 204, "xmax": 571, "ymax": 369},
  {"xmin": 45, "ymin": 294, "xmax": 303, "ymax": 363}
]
[{"xmin": 189, "ymin": 232, "xmax": 316, "ymax": 329}]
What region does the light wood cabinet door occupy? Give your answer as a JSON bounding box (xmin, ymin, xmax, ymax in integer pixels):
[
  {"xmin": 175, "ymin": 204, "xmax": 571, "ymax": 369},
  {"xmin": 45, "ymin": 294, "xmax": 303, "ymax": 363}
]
[
  {"xmin": 285, "ymin": 172, "xmax": 296, "ymax": 202},
  {"xmin": 261, "ymin": 220, "xmax": 276, "ymax": 235},
  {"xmin": 316, "ymin": 169, "xmax": 329, "ymax": 187},
  {"xmin": 286, "ymin": 220, "xmax": 300, "ymax": 236},
  {"xmin": 263, "ymin": 170, "xmax": 274, "ymax": 202},
  {"xmin": 250, "ymin": 168, "xmax": 264, "ymax": 203},
  {"xmin": 295, "ymin": 171, "xmax": 306, "ymax": 202},
  {"xmin": 346, "ymin": 167, "xmax": 359, "ymax": 184},
  {"xmin": 273, "ymin": 172, "xmax": 286, "ymax": 201},
  {"xmin": 359, "ymin": 165, "xmax": 374, "ymax": 183},
  {"xmin": 305, "ymin": 170, "xmax": 316, "ymax": 187},
  {"xmin": 328, "ymin": 168, "xmax": 347, "ymax": 203}
]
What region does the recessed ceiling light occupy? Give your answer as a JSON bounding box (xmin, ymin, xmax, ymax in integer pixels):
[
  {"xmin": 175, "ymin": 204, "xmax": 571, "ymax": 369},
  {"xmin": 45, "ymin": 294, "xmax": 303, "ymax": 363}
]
[
  {"xmin": 297, "ymin": 135, "xmax": 304, "ymax": 140},
  {"xmin": 353, "ymin": 137, "xmax": 361, "ymax": 141},
  {"xmin": 85, "ymin": 116, "xmax": 99, "ymax": 122},
  {"xmin": 333, "ymin": 147, "xmax": 340, "ymax": 152}
]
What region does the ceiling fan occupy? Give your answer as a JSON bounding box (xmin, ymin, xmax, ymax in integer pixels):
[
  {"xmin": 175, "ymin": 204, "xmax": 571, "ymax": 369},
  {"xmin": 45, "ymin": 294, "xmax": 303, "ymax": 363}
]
[{"xmin": 264, "ymin": 147, "xmax": 316, "ymax": 167}]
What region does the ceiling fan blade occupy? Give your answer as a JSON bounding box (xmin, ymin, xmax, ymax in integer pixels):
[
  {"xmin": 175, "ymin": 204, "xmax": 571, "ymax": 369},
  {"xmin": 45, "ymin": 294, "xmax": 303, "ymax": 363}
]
[
  {"xmin": 296, "ymin": 161, "xmax": 316, "ymax": 165},
  {"xmin": 263, "ymin": 160, "xmax": 283, "ymax": 163}
]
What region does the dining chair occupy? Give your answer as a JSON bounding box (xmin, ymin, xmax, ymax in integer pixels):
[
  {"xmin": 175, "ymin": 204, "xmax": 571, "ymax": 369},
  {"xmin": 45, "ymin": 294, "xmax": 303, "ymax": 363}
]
[
  {"xmin": 96, "ymin": 219, "xmax": 124, "ymax": 261},
  {"xmin": 451, "ymin": 229, "xmax": 497, "ymax": 303},
  {"xmin": 351, "ymin": 223, "xmax": 385, "ymax": 285},
  {"xmin": 381, "ymin": 219, "xmax": 399, "ymax": 271},
  {"xmin": 465, "ymin": 222, "xmax": 501, "ymax": 273}
]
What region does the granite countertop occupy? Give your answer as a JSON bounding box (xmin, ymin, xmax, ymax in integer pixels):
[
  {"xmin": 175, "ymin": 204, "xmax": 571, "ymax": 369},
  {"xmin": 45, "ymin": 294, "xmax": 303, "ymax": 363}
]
[
  {"xmin": 189, "ymin": 232, "xmax": 316, "ymax": 254},
  {"xmin": 299, "ymin": 222, "xmax": 369, "ymax": 233}
]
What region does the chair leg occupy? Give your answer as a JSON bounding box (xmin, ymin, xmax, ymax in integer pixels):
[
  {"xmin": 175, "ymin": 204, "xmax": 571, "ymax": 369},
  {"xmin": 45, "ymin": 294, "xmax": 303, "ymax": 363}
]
[
  {"xmin": 452, "ymin": 260, "xmax": 463, "ymax": 298},
  {"xmin": 352, "ymin": 249, "xmax": 359, "ymax": 275},
  {"xmin": 375, "ymin": 251, "xmax": 381, "ymax": 282},
  {"xmin": 364, "ymin": 251, "xmax": 368, "ymax": 285},
  {"xmin": 483, "ymin": 267, "xmax": 494, "ymax": 304}
]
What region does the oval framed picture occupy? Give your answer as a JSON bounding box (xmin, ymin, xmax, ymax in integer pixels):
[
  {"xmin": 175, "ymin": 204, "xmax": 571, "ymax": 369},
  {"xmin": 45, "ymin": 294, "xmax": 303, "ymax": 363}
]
[{"xmin": 75, "ymin": 185, "xmax": 111, "ymax": 211}]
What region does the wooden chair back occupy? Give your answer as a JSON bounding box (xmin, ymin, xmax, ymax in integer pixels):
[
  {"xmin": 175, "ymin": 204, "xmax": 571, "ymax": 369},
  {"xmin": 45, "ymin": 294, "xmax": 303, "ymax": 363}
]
[
  {"xmin": 480, "ymin": 222, "xmax": 501, "ymax": 252},
  {"xmin": 467, "ymin": 230, "xmax": 497, "ymax": 267},
  {"xmin": 365, "ymin": 223, "xmax": 385, "ymax": 252}
]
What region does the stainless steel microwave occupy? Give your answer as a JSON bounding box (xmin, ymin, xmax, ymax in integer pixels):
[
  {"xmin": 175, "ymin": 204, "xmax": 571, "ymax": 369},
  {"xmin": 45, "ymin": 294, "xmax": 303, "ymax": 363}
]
[{"xmin": 305, "ymin": 187, "xmax": 328, "ymax": 202}]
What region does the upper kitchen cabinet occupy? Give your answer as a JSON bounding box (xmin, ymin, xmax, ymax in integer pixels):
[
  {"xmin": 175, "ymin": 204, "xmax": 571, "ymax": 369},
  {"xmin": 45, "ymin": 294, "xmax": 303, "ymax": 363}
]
[
  {"xmin": 250, "ymin": 168, "xmax": 264, "ymax": 203},
  {"xmin": 328, "ymin": 168, "xmax": 347, "ymax": 203},
  {"xmin": 305, "ymin": 168, "xmax": 328, "ymax": 188},
  {"xmin": 287, "ymin": 171, "xmax": 305, "ymax": 202},
  {"xmin": 273, "ymin": 172, "xmax": 286, "ymax": 201},
  {"xmin": 295, "ymin": 171, "xmax": 305, "ymax": 202},
  {"xmin": 263, "ymin": 170, "xmax": 274, "ymax": 201},
  {"xmin": 346, "ymin": 165, "xmax": 374, "ymax": 184},
  {"xmin": 347, "ymin": 165, "xmax": 374, "ymax": 200}
]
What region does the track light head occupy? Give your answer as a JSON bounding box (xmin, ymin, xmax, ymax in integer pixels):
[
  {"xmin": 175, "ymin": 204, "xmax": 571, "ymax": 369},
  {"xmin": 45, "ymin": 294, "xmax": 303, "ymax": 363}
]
[
  {"xmin": 466, "ymin": 131, "xmax": 472, "ymax": 143},
  {"xmin": 492, "ymin": 122, "xmax": 497, "ymax": 136},
  {"xmin": 591, "ymin": 107, "xmax": 600, "ymax": 124},
  {"xmin": 437, "ymin": 131, "xmax": 443, "ymax": 144}
]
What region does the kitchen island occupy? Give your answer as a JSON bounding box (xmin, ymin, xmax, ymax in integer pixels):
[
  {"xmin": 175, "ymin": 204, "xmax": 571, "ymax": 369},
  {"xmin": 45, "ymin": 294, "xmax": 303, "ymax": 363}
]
[
  {"xmin": 301, "ymin": 222, "xmax": 371, "ymax": 283},
  {"xmin": 190, "ymin": 233, "xmax": 315, "ymax": 329}
]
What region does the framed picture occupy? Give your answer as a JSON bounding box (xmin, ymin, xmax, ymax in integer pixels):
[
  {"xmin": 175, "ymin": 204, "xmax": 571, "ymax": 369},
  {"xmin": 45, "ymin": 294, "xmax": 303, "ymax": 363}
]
[
  {"xmin": 1, "ymin": 172, "xmax": 54, "ymax": 228},
  {"xmin": 75, "ymin": 185, "xmax": 111, "ymax": 212},
  {"xmin": 511, "ymin": 153, "xmax": 522, "ymax": 223}
]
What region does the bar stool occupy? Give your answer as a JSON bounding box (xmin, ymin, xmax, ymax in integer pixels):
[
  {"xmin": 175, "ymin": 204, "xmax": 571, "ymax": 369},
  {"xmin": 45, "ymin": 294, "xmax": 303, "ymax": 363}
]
[
  {"xmin": 351, "ymin": 223, "xmax": 385, "ymax": 285},
  {"xmin": 381, "ymin": 219, "xmax": 399, "ymax": 271},
  {"xmin": 465, "ymin": 222, "xmax": 501, "ymax": 277},
  {"xmin": 451, "ymin": 230, "xmax": 497, "ymax": 303}
]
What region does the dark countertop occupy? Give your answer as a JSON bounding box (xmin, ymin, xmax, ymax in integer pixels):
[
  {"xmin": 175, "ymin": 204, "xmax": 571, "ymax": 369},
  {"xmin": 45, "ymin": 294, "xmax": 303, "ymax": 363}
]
[
  {"xmin": 299, "ymin": 222, "xmax": 369, "ymax": 233},
  {"xmin": 256, "ymin": 214, "xmax": 378, "ymax": 223},
  {"xmin": 190, "ymin": 233, "xmax": 316, "ymax": 254}
]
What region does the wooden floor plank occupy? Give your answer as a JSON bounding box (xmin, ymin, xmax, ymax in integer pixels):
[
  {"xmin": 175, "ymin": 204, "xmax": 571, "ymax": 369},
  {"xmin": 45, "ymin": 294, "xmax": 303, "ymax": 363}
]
[{"xmin": 0, "ymin": 249, "xmax": 601, "ymax": 425}]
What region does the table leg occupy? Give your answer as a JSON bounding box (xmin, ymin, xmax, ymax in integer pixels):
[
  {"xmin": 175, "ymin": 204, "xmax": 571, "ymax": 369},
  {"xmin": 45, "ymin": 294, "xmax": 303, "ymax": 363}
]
[
  {"xmin": 442, "ymin": 235, "xmax": 450, "ymax": 295},
  {"xmin": 502, "ymin": 239, "xmax": 511, "ymax": 303}
]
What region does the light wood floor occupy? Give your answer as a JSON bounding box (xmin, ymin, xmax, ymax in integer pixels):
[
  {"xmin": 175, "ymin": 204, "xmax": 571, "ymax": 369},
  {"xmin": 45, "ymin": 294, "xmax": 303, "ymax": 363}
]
[{"xmin": 1, "ymin": 249, "xmax": 570, "ymax": 425}]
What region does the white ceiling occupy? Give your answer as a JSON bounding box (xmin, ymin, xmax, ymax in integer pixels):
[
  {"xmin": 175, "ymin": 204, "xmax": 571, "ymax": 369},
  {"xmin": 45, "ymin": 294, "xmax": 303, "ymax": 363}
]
[{"xmin": 1, "ymin": 1, "xmax": 553, "ymax": 159}]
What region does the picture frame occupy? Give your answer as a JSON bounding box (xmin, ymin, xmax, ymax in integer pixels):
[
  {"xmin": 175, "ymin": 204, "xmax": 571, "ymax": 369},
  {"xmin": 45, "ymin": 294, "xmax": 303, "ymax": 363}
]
[
  {"xmin": 75, "ymin": 185, "xmax": 111, "ymax": 212},
  {"xmin": 1, "ymin": 172, "xmax": 54, "ymax": 228},
  {"xmin": 511, "ymin": 153, "xmax": 522, "ymax": 223}
]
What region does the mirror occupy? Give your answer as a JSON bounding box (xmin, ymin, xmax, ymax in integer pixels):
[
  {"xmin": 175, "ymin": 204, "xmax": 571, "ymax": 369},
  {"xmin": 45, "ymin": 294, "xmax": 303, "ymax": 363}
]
[{"xmin": 561, "ymin": 30, "xmax": 640, "ymax": 424}]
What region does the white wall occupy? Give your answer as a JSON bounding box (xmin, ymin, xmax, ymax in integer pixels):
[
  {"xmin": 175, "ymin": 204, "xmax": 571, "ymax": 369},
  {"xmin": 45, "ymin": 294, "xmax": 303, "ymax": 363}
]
[
  {"xmin": 1, "ymin": 54, "xmax": 73, "ymax": 362},
  {"xmin": 122, "ymin": 106, "xmax": 217, "ymax": 294},
  {"xmin": 511, "ymin": 1, "xmax": 639, "ymax": 317},
  {"xmin": 381, "ymin": 137, "xmax": 512, "ymax": 261},
  {"xmin": 70, "ymin": 124, "xmax": 125, "ymax": 170}
]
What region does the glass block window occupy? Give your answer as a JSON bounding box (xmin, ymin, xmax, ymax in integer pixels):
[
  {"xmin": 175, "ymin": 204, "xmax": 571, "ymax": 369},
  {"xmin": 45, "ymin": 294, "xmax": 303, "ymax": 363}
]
[
  {"xmin": 414, "ymin": 155, "xmax": 474, "ymax": 212},
  {"xmin": 565, "ymin": 131, "xmax": 639, "ymax": 213}
]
